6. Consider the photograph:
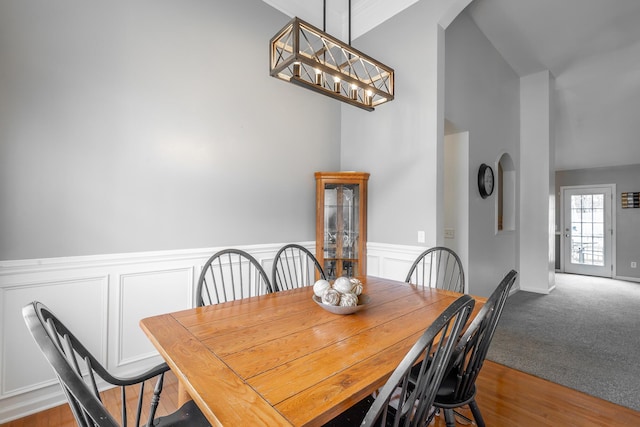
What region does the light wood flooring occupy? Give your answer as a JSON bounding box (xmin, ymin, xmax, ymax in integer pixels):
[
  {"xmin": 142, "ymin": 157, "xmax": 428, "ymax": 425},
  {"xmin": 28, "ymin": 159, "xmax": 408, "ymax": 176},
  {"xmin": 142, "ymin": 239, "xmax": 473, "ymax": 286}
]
[{"xmin": 3, "ymin": 361, "xmax": 639, "ymax": 426}]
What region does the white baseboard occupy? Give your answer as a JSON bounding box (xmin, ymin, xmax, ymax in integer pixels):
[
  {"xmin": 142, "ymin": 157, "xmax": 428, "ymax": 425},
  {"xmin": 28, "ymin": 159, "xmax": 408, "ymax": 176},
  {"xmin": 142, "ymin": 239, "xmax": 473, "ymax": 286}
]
[{"xmin": 614, "ymin": 275, "xmax": 640, "ymax": 283}]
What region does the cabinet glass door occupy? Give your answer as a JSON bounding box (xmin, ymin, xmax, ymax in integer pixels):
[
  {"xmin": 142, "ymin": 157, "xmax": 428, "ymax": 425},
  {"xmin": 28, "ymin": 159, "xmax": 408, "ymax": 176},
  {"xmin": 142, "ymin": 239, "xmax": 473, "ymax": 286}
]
[{"xmin": 323, "ymin": 183, "xmax": 360, "ymax": 279}]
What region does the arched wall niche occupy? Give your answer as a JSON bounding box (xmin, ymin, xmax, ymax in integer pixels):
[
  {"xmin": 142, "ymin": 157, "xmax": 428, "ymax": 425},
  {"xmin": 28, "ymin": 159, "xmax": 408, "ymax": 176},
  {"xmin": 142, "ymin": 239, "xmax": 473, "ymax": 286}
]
[{"xmin": 497, "ymin": 152, "xmax": 516, "ymax": 232}]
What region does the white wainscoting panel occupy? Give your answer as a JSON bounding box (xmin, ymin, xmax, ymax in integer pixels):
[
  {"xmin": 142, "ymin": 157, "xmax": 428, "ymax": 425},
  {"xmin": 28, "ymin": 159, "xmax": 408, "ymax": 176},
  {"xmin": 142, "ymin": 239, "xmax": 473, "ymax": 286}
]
[
  {"xmin": 2, "ymin": 276, "xmax": 108, "ymax": 396},
  {"xmin": 367, "ymin": 242, "xmax": 426, "ymax": 282},
  {"xmin": 117, "ymin": 267, "xmax": 195, "ymax": 368},
  {"xmin": 0, "ymin": 241, "xmax": 420, "ymax": 422}
]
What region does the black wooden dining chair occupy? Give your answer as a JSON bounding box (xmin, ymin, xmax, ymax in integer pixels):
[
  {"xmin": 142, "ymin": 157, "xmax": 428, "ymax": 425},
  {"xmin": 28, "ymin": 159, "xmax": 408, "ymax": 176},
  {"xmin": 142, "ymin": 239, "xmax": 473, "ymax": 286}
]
[
  {"xmin": 405, "ymin": 246, "xmax": 465, "ymax": 293},
  {"xmin": 323, "ymin": 295, "xmax": 475, "ymax": 427},
  {"xmin": 428, "ymin": 269, "xmax": 518, "ymax": 427},
  {"xmin": 22, "ymin": 301, "xmax": 210, "ymax": 427},
  {"xmin": 272, "ymin": 243, "xmax": 326, "ymax": 292},
  {"xmin": 196, "ymin": 248, "xmax": 272, "ymax": 306}
]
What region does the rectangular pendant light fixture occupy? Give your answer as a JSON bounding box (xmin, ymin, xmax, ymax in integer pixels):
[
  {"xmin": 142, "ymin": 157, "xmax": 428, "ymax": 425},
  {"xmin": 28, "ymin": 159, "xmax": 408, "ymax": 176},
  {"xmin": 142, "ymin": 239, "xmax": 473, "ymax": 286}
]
[{"xmin": 269, "ymin": 17, "xmax": 394, "ymax": 111}]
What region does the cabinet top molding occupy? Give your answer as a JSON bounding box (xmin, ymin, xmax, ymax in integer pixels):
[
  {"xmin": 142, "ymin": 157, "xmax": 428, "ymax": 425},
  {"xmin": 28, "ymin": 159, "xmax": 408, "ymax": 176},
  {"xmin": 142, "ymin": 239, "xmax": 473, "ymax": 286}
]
[{"xmin": 314, "ymin": 171, "xmax": 370, "ymax": 181}]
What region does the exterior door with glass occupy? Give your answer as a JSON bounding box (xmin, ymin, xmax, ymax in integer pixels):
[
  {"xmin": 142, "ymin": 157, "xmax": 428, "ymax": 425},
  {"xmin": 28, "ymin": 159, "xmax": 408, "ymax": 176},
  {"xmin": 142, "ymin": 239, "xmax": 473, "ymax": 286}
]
[{"xmin": 562, "ymin": 185, "xmax": 614, "ymax": 277}]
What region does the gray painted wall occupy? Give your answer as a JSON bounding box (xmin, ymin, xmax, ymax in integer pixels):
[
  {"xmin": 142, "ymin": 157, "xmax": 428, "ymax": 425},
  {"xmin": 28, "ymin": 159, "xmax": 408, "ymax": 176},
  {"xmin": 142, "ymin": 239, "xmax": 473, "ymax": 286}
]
[
  {"xmin": 340, "ymin": 0, "xmax": 474, "ymax": 251},
  {"xmin": 341, "ymin": 0, "xmax": 447, "ymax": 249},
  {"xmin": 444, "ymin": 10, "xmax": 520, "ymax": 296},
  {"xmin": 0, "ymin": 0, "xmax": 341, "ymax": 260},
  {"xmin": 339, "ymin": 2, "xmax": 519, "ymax": 297},
  {"xmin": 556, "ymin": 164, "xmax": 640, "ymax": 280}
]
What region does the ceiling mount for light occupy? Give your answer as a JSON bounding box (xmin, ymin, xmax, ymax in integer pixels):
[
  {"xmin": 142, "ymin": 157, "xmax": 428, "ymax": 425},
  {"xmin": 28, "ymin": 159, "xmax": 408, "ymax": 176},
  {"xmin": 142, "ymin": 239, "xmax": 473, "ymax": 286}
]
[{"xmin": 269, "ymin": 1, "xmax": 394, "ymax": 111}]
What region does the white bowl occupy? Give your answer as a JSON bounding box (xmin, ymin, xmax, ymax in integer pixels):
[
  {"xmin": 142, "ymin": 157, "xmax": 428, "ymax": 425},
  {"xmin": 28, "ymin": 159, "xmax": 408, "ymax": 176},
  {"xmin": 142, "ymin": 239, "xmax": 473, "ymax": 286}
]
[{"xmin": 312, "ymin": 294, "xmax": 370, "ymax": 315}]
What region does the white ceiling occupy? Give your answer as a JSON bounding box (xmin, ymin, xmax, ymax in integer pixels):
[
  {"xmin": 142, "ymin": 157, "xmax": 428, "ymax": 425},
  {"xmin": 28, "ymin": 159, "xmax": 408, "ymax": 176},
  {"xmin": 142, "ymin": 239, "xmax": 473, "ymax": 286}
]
[
  {"xmin": 265, "ymin": 0, "xmax": 640, "ymax": 171},
  {"xmin": 467, "ymin": 0, "xmax": 640, "ymax": 171},
  {"xmin": 262, "ymin": 0, "xmax": 418, "ymax": 41}
]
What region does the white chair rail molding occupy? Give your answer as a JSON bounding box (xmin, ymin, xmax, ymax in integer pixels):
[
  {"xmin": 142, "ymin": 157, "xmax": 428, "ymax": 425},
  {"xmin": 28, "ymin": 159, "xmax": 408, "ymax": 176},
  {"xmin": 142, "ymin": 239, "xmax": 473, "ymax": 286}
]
[{"xmin": 0, "ymin": 241, "xmax": 423, "ymax": 423}]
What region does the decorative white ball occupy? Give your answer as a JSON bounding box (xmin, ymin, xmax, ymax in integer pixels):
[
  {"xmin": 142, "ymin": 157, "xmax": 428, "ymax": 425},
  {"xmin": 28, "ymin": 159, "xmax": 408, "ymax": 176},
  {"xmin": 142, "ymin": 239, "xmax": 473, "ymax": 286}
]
[
  {"xmin": 313, "ymin": 279, "xmax": 331, "ymax": 297},
  {"xmin": 322, "ymin": 288, "xmax": 341, "ymax": 306},
  {"xmin": 350, "ymin": 278, "xmax": 363, "ymax": 295},
  {"xmin": 339, "ymin": 292, "xmax": 359, "ymax": 307},
  {"xmin": 351, "ymin": 283, "xmax": 363, "ymax": 296},
  {"xmin": 333, "ymin": 276, "xmax": 353, "ymax": 293}
]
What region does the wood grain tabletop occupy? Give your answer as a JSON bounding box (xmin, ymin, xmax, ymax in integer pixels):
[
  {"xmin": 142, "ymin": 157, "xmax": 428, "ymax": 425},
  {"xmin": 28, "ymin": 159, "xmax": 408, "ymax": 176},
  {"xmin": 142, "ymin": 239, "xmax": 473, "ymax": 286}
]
[{"xmin": 140, "ymin": 276, "xmax": 480, "ymax": 427}]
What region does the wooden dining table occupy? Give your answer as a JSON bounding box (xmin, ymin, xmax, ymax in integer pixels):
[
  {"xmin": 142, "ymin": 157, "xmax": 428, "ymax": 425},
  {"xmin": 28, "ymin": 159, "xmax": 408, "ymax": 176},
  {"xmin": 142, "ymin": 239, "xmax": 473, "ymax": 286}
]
[{"xmin": 139, "ymin": 276, "xmax": 482, "ymax": 427}]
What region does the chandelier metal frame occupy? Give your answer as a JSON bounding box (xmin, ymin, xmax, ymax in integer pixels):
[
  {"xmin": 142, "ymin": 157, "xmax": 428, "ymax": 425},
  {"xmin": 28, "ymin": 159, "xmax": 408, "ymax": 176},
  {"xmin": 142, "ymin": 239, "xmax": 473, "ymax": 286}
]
[{"xmin": 269, "ymin": 10, "xmax": 394, "ymax": 111}]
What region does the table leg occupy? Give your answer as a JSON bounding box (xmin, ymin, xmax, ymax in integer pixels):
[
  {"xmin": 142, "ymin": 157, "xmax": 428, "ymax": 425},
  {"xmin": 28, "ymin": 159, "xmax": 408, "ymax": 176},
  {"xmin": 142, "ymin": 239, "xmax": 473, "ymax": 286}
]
[{"xmin": 178, "ymin": 382, "xmax": 192, "ymax": 407}]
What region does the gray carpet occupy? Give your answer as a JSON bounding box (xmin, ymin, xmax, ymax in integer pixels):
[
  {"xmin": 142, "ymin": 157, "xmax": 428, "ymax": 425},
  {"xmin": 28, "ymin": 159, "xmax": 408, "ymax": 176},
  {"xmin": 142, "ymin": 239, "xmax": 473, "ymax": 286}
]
[{"xmin": 487, "ymin": 273, "xmax": 640, "ymax": 412}]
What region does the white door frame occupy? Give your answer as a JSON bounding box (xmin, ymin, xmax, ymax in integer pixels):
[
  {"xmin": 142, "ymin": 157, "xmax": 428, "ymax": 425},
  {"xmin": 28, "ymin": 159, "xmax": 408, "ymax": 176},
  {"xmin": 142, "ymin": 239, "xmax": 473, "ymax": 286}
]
[{"xmin": 560, "ymin": 184, "xmax": 616, "ymax": 277}]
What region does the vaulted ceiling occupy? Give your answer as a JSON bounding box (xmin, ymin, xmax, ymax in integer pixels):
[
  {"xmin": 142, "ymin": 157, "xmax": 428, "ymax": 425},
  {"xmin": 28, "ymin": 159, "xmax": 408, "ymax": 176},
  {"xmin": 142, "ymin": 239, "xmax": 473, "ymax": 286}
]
[{"xmin": 265, "ymin": 0, "xmax": 640, "ymax": 171}]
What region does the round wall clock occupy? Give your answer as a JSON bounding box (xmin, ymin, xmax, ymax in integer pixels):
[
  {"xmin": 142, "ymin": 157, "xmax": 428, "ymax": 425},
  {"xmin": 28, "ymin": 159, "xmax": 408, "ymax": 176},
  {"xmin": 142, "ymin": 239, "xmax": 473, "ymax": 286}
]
[{"xmin": 478, "ymin": 163, "xmax": 494, "ymax": 199}]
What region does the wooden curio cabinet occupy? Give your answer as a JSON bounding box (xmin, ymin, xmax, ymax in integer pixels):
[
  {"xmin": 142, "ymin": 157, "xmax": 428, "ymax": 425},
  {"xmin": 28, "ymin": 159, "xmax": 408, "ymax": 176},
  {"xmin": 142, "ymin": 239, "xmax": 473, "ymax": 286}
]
[{"xmin": 315, "ymin": 171, "xmax": 369, "ymax": 280}]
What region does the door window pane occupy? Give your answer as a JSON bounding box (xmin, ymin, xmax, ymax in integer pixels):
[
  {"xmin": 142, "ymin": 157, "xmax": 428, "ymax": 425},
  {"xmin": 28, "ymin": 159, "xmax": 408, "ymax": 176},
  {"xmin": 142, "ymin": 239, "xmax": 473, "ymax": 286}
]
[{"xmin": 570, "ymin": 194, "xmax": 605, "ymax": 266}]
